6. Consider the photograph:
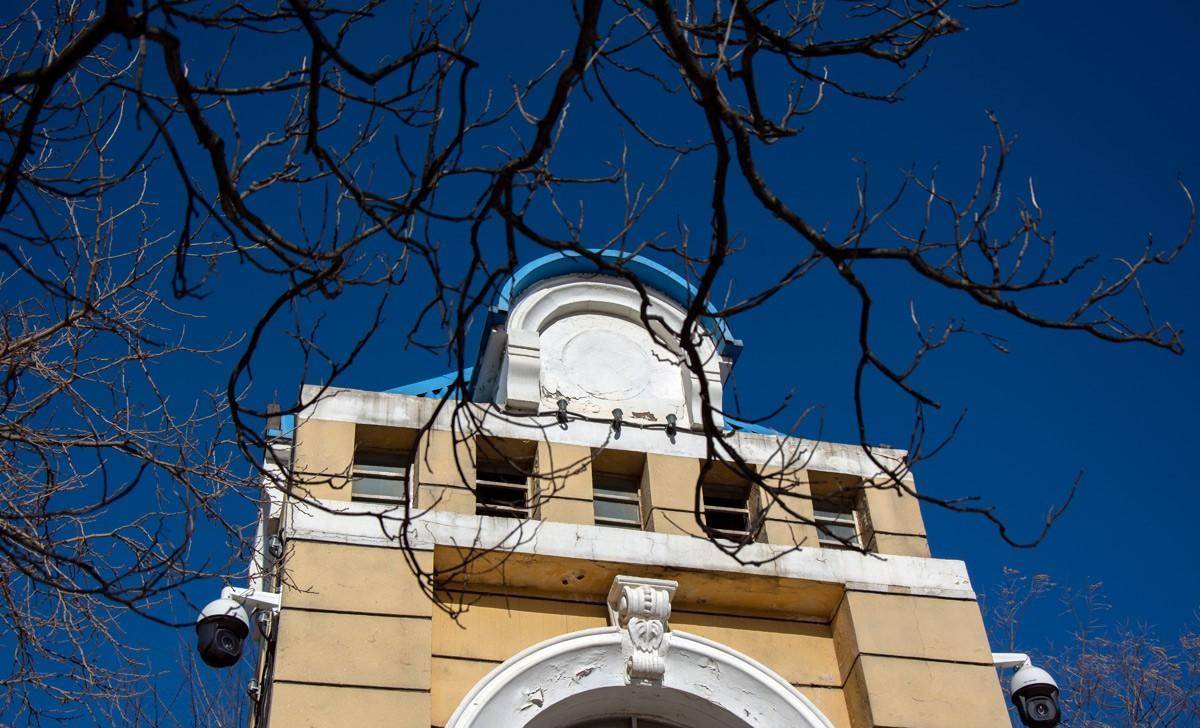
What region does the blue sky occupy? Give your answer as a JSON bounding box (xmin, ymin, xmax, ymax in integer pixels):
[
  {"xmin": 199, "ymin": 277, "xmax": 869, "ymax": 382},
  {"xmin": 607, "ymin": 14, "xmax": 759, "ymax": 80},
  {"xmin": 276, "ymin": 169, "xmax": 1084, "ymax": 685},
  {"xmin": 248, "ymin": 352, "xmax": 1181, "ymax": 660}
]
[
  {"xmin": 300, "ymin": 2, "xmax": 1197, "ymax": 638},
  {"xmin": 87, "ymin": 0, "xmax": 1199, "ymax": 711},
  {"xmin": 823, "ymin": 2, "xmax": 1200, "ymax": 642}
]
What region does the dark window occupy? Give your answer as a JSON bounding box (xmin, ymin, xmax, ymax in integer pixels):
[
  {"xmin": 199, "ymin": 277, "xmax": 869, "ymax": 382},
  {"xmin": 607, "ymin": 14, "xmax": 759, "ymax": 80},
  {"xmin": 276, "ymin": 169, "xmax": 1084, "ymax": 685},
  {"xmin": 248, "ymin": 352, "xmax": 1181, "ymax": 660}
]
[
  {"xmin": 702, "ymin": 482, "xmax": 751, "ymax": 539},
  {"xmin": 475, "ymin": 460, "xmax": 531, "ymax": 519}
]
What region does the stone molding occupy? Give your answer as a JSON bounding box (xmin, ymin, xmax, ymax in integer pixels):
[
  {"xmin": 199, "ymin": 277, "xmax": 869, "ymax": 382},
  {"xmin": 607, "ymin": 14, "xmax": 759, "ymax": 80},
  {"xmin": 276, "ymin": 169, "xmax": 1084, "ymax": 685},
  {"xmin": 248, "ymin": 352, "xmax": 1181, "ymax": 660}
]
[
  {"xmin": 444, "ymin": 623, "xmax": 837, "ymax": 728},
  {"xmin": 606, "ymin": 575, "xmax": 678, "ymax": 683},
  {"xmin": 498, "ymin": 276, "xmax": 726, "ymax": 430},
  {"xmin": 285, "ymin": 504, "xmax": 978, "ymax": 600},
  {"xmin": 500, "ymin": 329, "xmax": 541, "ymax": 412},
  {"xmin": 298, "ymin": 384, "xmax": 911, "ymax": 475}
]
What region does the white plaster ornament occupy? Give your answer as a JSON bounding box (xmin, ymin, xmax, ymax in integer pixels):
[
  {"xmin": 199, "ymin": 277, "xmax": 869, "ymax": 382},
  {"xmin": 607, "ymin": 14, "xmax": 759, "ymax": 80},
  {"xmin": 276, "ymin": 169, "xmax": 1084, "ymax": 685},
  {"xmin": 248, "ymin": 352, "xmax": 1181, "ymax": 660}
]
[{"xmin": 607, "ymin": 575, "xmax": 677, "ymax": 684}]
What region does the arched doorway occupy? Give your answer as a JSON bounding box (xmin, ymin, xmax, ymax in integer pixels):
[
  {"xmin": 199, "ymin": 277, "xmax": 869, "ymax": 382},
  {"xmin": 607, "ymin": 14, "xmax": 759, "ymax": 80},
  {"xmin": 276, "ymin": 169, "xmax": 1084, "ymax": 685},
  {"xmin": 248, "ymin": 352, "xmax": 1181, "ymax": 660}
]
[
  {"xmin": 446, "ymin": 626, "xmax": 835, "ymax": 728},
  {"xmin": 570, "ymin": 719, "xmax": 684, "ymax": 728},
  {"xmin": 525, "ymin": 684, "xmax": 751, "ymax": 728}
]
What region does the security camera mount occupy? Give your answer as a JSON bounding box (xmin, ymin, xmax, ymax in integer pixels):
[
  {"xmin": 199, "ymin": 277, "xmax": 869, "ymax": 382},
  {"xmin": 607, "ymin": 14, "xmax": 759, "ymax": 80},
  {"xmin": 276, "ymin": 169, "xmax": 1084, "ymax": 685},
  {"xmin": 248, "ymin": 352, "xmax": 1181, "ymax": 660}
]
[
  {"xmin": 994, "ymin": 651, "xmax": 1062, "ymax": 728},
  {"xmin": 992, "ymin": 651, "xmax": 1033, "ymax": 670},
  {"xmin": 196, "ymin": 587, "xmax": 282, "ymax": 669},
  {"xmin": 213, "ymin": 586, "xmax": 281, "ymax": 641},
  {"xmin": 222, "ymin": 586, "xmax": 282, "ymax": 615}
]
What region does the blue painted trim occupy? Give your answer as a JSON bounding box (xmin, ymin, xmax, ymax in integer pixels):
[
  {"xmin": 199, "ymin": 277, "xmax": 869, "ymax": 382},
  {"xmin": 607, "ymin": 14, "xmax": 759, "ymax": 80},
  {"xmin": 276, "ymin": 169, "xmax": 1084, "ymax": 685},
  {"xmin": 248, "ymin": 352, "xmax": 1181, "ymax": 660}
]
[
  {"xmin": 385, "ymin": 368, "xmax": 472, "ymax": 398},
  {"xmin": 467, "ymin": 306, "xmax": 505, "ymax": 395},
  {"xmin": 723, "ymin": 417, "xmax": 781, "ymax": 436},
  {"xmin": 267, "ymin": 413, "xmax": 296, "ymax": 440},
  {"xmin": 496, "ymin": 250, "xmax": 742, "ymax": 362}
]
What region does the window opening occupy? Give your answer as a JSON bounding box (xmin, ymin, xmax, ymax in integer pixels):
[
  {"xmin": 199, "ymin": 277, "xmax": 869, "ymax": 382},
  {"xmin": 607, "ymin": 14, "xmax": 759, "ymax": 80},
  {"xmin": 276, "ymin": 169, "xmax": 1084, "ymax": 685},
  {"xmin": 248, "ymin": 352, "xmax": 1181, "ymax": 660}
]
[
  {"xmin": 813, "ymin": 494, "xmax": 862, "ymax": 549},
  {"xmin": 351, "ymin": 448, "xmax": 410, "ymax": 503},
  {"xmin": 476, "ymin": 439, "xmax": 534, "ymax": 519},
  {"xmin": 701, "ymin": 482, "xmax": 752, "ymax": 540},
  {"xmin": 593, "ymin": 472, "xmax": 642, "ymax": 529}
]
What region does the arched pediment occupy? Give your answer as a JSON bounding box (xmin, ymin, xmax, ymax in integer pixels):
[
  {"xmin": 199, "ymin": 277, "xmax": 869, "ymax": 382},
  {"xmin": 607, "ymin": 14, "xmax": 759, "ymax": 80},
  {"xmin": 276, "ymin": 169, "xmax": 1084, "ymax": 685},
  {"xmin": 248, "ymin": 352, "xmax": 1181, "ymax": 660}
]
[
  {"xmin": 489, "ymin": 274, "xmax": 729, "ymax": 430},
  {"xmin": 445, "ymin": 627, "xmax": 834, "ymax": 728},
  {"xmin": 447, "ymin": 576, "xmax": 835, "ymax": 728}
]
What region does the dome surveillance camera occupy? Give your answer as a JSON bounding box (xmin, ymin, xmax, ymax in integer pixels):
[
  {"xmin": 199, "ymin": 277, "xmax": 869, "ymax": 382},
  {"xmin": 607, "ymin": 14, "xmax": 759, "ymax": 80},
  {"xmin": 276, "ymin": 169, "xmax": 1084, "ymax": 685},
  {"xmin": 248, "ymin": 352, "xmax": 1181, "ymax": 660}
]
[
  {"xmin": 196, "ymin": 595, "xmax": 250, "ymax": 668},
  {"xmin": 1010, "ymin": 664, "xmax": 1061, "ymax": 727},
  {"xmin": 195, "ymin": 586, "xmax": 281, "ymax": 670}
]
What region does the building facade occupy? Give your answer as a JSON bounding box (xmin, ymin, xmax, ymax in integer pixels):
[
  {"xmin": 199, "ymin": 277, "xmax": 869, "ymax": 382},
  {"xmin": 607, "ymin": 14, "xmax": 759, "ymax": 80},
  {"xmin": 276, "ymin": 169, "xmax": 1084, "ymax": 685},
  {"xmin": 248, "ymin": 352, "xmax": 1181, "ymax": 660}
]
[{"xmin": 248, "ymin": 252, "xmax": 1012, "ymax": 727}]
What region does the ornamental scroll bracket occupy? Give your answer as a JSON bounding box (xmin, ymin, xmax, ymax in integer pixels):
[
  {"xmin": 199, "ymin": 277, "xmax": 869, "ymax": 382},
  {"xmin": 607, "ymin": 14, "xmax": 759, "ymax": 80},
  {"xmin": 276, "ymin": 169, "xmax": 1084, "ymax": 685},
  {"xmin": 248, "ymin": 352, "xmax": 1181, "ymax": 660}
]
[{"xmin": 606, "ymin": 575, "xmax": 678, "ymax": 685}]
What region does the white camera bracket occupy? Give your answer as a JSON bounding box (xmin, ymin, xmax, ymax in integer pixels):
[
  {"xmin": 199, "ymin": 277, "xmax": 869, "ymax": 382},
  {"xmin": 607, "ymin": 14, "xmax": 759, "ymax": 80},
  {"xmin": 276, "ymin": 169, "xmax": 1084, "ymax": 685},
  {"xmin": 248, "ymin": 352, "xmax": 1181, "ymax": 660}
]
[
  {"xmin": 222, "ymin": 586, "xmax": 282, "ymax": 616},
  {"xmin": 991, "ymin": 652, "xmax": 1032, "ymax": 669}
]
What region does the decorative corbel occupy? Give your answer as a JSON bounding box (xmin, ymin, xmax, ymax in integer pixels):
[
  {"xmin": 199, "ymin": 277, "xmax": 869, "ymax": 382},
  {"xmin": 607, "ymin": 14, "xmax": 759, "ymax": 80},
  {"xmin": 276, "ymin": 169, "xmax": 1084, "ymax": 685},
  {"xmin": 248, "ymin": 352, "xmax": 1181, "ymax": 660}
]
[
  {"xmin": 680, "ymin": 360, "xmax": 726, "ymax": 432},
  {"xmin": 606, "ymin": 575, "xmax": 678, "ymax": 684},
  {"xmin": 501, "ymin": 329, "xmax": 541, "ymax": 413}
]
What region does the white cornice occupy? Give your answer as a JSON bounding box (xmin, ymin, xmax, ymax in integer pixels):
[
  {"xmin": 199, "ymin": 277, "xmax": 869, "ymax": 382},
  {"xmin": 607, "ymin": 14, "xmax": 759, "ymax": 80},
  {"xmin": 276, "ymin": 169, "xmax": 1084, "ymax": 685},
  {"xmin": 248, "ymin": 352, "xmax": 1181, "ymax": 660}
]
[
  {"xmin": 297, "ymin": 385, "xmax": 908, "ymax": 476},
  {"xmin": 284, "ymin": 500, "xmax": 974, "ymax": 600}
]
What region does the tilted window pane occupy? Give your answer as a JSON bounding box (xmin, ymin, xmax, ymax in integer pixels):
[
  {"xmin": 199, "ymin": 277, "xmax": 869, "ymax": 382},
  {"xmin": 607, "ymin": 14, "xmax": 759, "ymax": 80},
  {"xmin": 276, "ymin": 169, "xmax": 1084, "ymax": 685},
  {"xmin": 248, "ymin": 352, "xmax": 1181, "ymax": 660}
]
[
  {"xmin": 593, "ymin": 473, "xmax": 639, "ymax": 496},
  {"xmin": 703, "ymin": 486, "xmax": 749, "ymax": 510},
  {"xmin": 477, "ymin": 468, "xmax": 528, "ymax": 486},
  {"xmin": 813, "ymin": 507, "xmax": 856, "ymax": 523},
  {"xmin": 594, "ymin": 498, "xmax": 641, "ymax": 523},
  {"xmin": 352, "ymin": 475, "xmax": 407, "ymax": 501},
  {"xmin": 593, "ymin": 485, "xmax": 639, "ymax": 501},
  {"xmin": 813, "ymin": 497, "xmax": 855, "ymax": 517},
  {"xmin": 818, "ymin": 521, "xmax": 860, "ymax": 545},
  {"xmin": 355, "ymin": 448, "xmax": 411, "ymax": 469}
]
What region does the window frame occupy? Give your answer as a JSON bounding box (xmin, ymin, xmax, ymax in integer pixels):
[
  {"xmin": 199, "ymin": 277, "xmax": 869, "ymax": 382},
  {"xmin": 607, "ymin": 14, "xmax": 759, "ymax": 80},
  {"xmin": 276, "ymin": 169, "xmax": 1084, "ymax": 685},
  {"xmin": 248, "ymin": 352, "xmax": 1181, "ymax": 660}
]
[
  {"xmin": 812, "ymin": 494, "xmax": 863, "ymax": 549},
  {"xmin": 700, "ymin": 481, "xmax": 753, "ymax": 541},
  {"xmin": 591, "ymin": 472, "xmax": 643, "ymax": 529},
  {"xmin": 475, "ymin": 464, "xmax": 533, "ymax": 520},
  {"xmin": 350, "ymin": 457, "xmax": 411, "ymax": 505}
]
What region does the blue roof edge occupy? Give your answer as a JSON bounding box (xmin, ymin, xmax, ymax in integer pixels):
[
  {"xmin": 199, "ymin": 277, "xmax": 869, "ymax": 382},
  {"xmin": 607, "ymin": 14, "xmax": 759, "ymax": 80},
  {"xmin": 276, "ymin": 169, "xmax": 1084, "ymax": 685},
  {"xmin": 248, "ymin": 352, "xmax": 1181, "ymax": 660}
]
[
  {"xmin": 723, "ymin": 417, "xmax": 781, "ymax": 436},
  {"xmin": 266, "ymin": 413, "xmax": 297, "ymax": 440},
  {"xmin": 385, "ymin": 367, "xmax": 473, "ymax": 398},
  {"xmin": 495, "ymin": 250, "xmax": 742, "ymax": 363}
]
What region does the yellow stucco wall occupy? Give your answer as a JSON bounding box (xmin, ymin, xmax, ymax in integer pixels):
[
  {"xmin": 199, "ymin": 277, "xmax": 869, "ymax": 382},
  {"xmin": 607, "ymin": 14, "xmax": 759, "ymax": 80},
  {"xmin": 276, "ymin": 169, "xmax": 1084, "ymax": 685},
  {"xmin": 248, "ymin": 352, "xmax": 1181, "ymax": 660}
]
[
  {"xmin": 267, "ymin": 540, "xmax": 435, "ymax": 726},
  {"xmin": 265, "ymin": 534, "xmax": 1009, "ymax": 728},
  {"xmin": 268, "ymin": 421, "xmax": 1006, "ymax": 727},
  {"xmin": 268, "ymin": 683, "xmax": 429, "ymax": 728},
  {"xmin": 760, "ymin": 466, "xmax": 821, "ymax": 547},
  {"xmin": 861, "ymin": 476, "xmax": 931, "ymax": 557},
  {"xmin": 642, "ymin": 452, "xmax": 703, "ymax": 536},
  {"xmin": 834, "ymin": 590, "xmax": 1008, "ymax": 727},
  {"xmin": 414, "ymin": 428, "xmax": 475, "ymax": 514},
  {"xmin": 291, "ymin": 418, "xmax": 355, "ymax": 501},
  {"xmin": 423, "ymin": 588, "xmax": 852, "ymax": 728},
  {"xmin": 534, "ymin": 442, "xmax": 595, "ymax": 525},
  {"xmin": 430, "ymin": 592, "xmax": 608, "ymax": 726},
  {"xmin": 292, "ymin": 418, "xmax": 929, "ymax": 557}
]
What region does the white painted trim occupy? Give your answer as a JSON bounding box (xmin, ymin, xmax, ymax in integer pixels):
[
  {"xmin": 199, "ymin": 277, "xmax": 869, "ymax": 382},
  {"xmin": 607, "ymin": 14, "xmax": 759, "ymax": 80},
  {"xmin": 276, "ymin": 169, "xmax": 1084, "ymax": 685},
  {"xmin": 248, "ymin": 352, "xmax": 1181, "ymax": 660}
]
[
  {"xmin": 508, "ymin": 277, "xmax": 694, "ymax": 349},
  {"xmin": 445, "ymin": 625, "xmax": 836, "ymax": 728},
  {"xmin": 502, "ymin": 276, "xmax": 726, "ymax": 430},
  {"xmin": 296, "ymin": 385, "xmax": 908, "ymax": 477},
  {"xmin": 284, "ymin": 503, "xmax": 975, "ymax": 600},
  {"xmin": 607, "ymin": 575, "xmax": 678, "ymax": 684}
]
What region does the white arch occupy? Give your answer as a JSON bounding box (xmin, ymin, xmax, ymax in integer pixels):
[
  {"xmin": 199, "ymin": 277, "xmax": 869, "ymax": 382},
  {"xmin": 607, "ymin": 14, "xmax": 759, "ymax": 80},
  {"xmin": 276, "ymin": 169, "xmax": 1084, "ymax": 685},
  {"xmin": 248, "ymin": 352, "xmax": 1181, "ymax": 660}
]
[
  {"xmin": 499, "ymin": 275, "xmax": 726, "ymax": 429},
  {"xmin": 446, "ymin": 626, "xmax": 836, "ymax": 728},
  {"xmin": 508, "ymin": 277, "xmax": 712, "ymax": 355}
]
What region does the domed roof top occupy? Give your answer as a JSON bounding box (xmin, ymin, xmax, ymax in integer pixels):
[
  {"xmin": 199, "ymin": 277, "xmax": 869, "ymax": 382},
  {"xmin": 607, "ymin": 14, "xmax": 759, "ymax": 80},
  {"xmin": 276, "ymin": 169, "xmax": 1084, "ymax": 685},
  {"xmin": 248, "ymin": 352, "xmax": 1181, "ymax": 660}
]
[
  {"xmin": 494, "ymin": 250, "xmax": 741, "ymax": 360},
  {"xmin": 386, "ymin": 249, "xmax": 774, "ymax": 434}
]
